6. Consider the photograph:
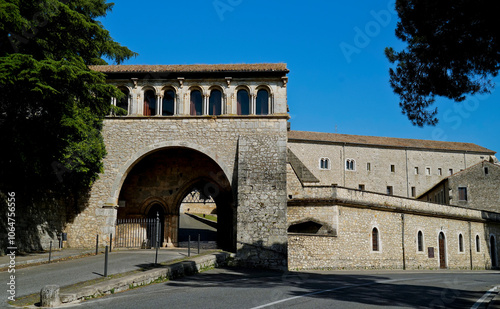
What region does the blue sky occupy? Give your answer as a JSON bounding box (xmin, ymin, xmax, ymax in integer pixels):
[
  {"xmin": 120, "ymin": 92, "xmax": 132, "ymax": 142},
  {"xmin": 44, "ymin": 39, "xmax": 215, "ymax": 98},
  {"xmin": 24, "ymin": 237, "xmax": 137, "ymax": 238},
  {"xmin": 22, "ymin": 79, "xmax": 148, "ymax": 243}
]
[{"xmin": 100, "ymin": 0, "xmax": 500, "ymax": 154}]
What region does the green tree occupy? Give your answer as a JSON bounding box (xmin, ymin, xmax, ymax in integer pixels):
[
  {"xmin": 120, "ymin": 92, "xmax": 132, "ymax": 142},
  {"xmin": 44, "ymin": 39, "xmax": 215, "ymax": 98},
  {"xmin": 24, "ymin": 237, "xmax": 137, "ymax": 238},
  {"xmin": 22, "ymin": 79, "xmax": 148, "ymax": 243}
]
[
  {"xmin": 0, "ymin": 0, "xmax": 136, "ymax": 251},
  {"xmin": 386, "ymin": 0, "xmax": 500, "ymax": 126}
]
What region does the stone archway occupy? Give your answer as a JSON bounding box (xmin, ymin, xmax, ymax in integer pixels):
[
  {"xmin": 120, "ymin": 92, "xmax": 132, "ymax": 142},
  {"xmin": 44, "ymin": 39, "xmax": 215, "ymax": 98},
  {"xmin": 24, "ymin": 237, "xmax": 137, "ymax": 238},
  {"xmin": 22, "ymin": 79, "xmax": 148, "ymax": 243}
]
[{"xmin": 116, "ymin": 147, "xmax": 235, "ymax": 251}]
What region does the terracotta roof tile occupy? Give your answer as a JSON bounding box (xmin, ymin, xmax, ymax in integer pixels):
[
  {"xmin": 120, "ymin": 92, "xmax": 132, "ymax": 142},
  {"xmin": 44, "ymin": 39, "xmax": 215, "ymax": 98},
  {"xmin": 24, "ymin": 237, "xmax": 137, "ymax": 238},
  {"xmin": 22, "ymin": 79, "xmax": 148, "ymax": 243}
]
[
  {"xmin": 288, "ymin": 130, "xmax": 495, "ymax": 154},
  {"xmin": 90, "ymin": 63, "xmax": 288, "ymax": 74}
]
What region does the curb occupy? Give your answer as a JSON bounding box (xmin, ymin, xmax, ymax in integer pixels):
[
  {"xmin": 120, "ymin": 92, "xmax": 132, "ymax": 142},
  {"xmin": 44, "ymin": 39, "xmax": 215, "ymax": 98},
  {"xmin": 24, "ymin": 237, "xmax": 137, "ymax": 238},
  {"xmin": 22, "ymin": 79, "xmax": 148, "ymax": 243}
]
[{"xmin": 44, "ymin": 252, "xmax": 233, "ymax": 306}]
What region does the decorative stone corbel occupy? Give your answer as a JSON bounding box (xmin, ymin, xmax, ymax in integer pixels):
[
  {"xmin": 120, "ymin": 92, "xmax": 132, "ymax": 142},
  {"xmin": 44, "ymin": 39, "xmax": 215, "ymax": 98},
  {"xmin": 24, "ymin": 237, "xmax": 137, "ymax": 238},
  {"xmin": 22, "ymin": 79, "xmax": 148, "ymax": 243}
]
[
  {"xmin": 281, "ymin": 76, "xmax": 288, "ymax": 88},
  {"xmin": 178, "ymin": 77, "xmax": 185, "ymax": 88},
  {"xmin": 225, "ymin": 77, "xmax": 232, "ymax": 87},
  {"xmin": 131, "ymin": 78, "xmax": 138, "ymax": 89}
]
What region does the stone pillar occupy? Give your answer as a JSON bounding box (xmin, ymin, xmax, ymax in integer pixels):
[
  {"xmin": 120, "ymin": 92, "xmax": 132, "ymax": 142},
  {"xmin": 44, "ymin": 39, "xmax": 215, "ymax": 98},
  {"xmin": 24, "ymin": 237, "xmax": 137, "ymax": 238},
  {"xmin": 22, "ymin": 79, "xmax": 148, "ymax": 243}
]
[
  {"xmin": 40, "ymin": 285, "xmax": 60, "ymax": 308},
  {"xmin": 236, "ymin": 131, "xmax": 288, "ymax": 269}
]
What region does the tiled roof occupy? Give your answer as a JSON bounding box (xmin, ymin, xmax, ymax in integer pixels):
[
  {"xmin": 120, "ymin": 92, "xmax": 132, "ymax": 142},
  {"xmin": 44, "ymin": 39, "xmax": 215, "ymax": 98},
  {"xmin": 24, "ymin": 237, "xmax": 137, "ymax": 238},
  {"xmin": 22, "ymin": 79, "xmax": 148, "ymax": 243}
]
[
  {"xmin": 288, "ymin": 130, "xmax": 495, "ymax": 154},
  {"xmin": 90, "ymin": 63, "xmax": 289, "ymax": 74}
]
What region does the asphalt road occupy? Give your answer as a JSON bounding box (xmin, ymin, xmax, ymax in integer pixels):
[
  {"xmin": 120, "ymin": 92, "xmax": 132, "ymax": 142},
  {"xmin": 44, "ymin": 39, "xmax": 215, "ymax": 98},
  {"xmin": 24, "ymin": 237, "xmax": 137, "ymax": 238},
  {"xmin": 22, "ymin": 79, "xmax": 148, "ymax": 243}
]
[
  {"xmin": 0, "ymin": 248, "xmax": 208, "ymax": 304},
  {"xmin": 178, "ymin": 213, "xmax": 217, "ymax": 242},
  {"xmin": 65, "ymin": 268, "xmax": 500, "ymax": 309}
]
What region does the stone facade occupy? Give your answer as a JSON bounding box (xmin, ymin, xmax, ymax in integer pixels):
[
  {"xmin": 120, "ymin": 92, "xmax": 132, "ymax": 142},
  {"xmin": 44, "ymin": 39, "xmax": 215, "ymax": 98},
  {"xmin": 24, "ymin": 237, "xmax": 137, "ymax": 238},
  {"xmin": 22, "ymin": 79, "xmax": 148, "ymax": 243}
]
[
  {"xmin": 287, "ymin": 180, "xmax": 500, "ymax": 270},
  {"xmin": 62, "ymin": 64, "xmax": 289, "ymax": 268},
  {"xmin": 419, "ymin": 160, "xmax": 500, "ymax": 213}
]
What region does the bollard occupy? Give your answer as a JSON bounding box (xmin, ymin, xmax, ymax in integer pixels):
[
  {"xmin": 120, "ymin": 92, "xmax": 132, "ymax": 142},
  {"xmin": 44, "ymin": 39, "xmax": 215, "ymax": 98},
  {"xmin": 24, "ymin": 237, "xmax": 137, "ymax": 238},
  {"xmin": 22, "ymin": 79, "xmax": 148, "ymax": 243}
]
[
  {"xmin": 48, "ymin": 241, "xmax": 52, "ymax": 263},
  {"xmin": 104, "ymin": 245, "xmax": 108, "ymax": 277},
  {"xmin": 188, "ymin": 235, "xmax": 191, "ymax": 257},
  {"xmin": 198, "ymin": 234, "xmax": 200, "ymax": 254},
  {"xmin": 110, "ymin": 233, "xmax": 113, "ymax": 252},
  {"xmin": 40, "ymin": 285, "xmax": 60, "ymax": 307},
  {"xmin": 59, "ymin": 233, "xmax": 63, "ymax": 249},
  {"xmin": 96, "ymin": 234, "xmax": 99, "ymax": 255}
]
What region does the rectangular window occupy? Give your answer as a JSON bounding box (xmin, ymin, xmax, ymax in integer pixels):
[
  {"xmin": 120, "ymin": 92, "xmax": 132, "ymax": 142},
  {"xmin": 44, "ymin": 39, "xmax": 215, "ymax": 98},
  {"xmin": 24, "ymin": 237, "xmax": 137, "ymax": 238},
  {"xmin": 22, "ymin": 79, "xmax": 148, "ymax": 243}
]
[
  {"xmin": 414, "ymin": 167, "xmax": 419, "ymax": 175},
  {"xmin": 458, "ymin": 187, "xmax": 468, "ymax": 201},
  {"xmin": 387, "ymin": 186, "xmax": 393, "ymax": 195},
  {"xmin": 449, "ymin": 168, "xmax": 453, "ymax": 175},
  {"xmin": 411, "ymin": 187, "xmax": 416, "ymax": 197},
  {"xmin": 426, "ymin": 167, "xmax": 431, "ymax": 175},
  {"xmin": 391, "ymin": 165, "xmax": 395, "ymax": 173},
  {"xmin": 359, "ymin": 184, "xmax": 365, "ymax": 191},
  {"xmin": 485, "ymin": 167, "xmax": 489, "ymax": 175},
  {"xmin": 438, "ymin": 168, "xmax": 442, "ymax": 176},
  {"xmin": 367, "ymin": 163, "xmax": 371, "ymax": 171}
]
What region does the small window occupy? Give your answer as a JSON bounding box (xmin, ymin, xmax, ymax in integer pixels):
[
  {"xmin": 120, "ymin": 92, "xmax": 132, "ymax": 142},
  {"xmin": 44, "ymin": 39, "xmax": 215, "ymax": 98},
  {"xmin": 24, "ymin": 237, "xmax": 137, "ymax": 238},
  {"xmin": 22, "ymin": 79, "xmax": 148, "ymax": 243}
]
[
  {"xmin": 438, "ymin": 168, "xmax": 442, "ymax": 176},
  {"xmin": 458, "ymin": 187, "xmax": 468, "ymax": 201},
  {"xmin": 256, "ymin": 89, "xmax": 269, "ymax": 115},
  {"xmin": 359, "ymin": 184, "xmax": 365, "ymax": 191},
  {"xmin": 162, "ymin": 90, "xmax": 175, "ymax": 116},
  {"xmin": 391, "ymin": 165, "xmax": 395, "ymax": 173},
  {"xmin": 417, "ymin": 231, "xmax": 423, "ymax": 252},
  {"xmin": 485, "ymin": 167, "xmax": 489, "ymax": 175},
  {"xmin": 449, "ymin": 168, "xmax": 453, "ymax": 175},
  {"xmin": 411, "ymin": 187, "xmax": 416, "ymax": 197},
  {"xmin": 237, "ymin": 89, "xmax": 250, "ymax": 115},
  {"xmin": 346, "ymin": 159, "xmax": 356, "ymax": 171},
  {"xmin": 372, "ymin": 227, "xmax": 379, "ymax": 251},
  {"xmin": 367, "ymin": 163, "xmax": 371, "ymax": 171},
  {"xmin": 476, "ymin": 235, "xmax": 480, "ymax": 252},
  {"xmin": 190, "ymin": 90, "xmax": 203, "ymax": 115},
  {"xmin": 387, "ymin": 186, "xmax": 393, "ymax": 195},
  {"xmin": 426, "ymin": 167, "xmax": 431, "ymax": 175},
  {"xmin": 319, "ymin": 158, "xmax": 330, "ymax": 170},
  {"xmin": 143, "ymin": 90, "xmax": 156, "ymax": 116},
  {"xmin": 209, "ymin": 89, "xmax": 222, "ymax": 116},
  {"xmin": 414, "ymin": 167, "xmax": 419, "ymax": 175},
  {"xmin": 459, "ymin": 234, "xmax": 464, "ymax": 252}
]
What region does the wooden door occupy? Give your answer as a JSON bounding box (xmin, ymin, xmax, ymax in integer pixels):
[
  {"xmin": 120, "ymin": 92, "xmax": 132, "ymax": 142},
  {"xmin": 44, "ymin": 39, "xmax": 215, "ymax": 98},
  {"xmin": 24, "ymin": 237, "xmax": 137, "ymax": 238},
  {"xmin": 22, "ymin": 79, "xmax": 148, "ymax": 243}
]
[{"xmin": 439, "ymin": 232, "xmax": 446, "ymax": 269}]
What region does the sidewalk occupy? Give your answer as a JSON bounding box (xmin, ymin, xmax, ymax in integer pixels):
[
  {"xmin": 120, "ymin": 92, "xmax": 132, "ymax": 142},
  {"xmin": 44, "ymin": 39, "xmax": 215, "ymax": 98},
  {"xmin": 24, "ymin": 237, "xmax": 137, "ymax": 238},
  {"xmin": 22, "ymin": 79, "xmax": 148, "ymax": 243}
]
[{"xmin": 0, "ymin": 248, "xmax": 95, "ymax": 269}]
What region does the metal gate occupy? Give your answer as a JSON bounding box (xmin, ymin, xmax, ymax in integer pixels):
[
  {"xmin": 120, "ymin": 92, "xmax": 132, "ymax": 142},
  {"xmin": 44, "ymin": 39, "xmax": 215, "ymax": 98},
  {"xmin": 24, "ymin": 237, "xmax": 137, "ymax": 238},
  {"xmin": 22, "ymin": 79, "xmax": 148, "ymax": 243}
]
[{"xmin": 114, "ymin": 218, "xmax": 161, "ymax": 248}]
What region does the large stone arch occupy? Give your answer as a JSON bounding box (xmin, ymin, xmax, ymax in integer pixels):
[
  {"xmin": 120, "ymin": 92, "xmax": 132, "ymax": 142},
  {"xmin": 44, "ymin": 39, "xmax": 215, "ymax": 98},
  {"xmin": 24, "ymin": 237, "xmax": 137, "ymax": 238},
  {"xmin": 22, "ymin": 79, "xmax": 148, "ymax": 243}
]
[
  {"xmin": 105, "ymin": 141, "xmax": 233, "ymax": 207},
  {"xmin": 115, "ymin": 144, "xmax": 235, "ymax": 250}
]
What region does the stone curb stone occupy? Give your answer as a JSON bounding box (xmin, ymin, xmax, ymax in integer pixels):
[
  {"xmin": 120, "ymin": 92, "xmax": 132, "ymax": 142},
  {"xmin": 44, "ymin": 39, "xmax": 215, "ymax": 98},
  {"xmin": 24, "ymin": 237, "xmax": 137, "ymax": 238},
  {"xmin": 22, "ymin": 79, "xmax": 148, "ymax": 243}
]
[{"xmin": 56, "ymin": 252, "xmax": 232, "ymax": 305}]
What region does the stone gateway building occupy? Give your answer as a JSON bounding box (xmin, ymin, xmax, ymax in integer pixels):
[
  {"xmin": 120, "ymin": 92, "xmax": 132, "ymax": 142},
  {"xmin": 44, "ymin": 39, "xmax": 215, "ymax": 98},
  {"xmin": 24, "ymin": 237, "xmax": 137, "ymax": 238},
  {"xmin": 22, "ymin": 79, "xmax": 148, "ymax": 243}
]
[{"xmin": 55, "ymin": 63, "xmax": 499, "ymax": 270}]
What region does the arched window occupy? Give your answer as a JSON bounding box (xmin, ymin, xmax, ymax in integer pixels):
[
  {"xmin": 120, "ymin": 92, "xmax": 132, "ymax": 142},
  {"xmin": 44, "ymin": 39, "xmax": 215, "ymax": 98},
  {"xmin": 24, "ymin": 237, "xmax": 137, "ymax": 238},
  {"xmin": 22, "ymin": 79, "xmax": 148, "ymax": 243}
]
[
  {"xmin": 346, "ymin": 159, "xmax": 356, "ymax": 171},
  {"xmin": 476, "ymin": 235, "xmax": 481, "ymax": 252},
  {"xmin": 143, "ymin": 90, "xmax": 156, "ymax": 116},
  {"xmin": 209, "ymin": 89, "xmax": 222, "ymax": 116},
  {"xmin": 256, "ymin": 89, "xmax": 269, "ymax": 115},
  {"xmin": 372, "ymin": 227, "xmax": 379, "ymax": 251},
  {"xmin": 190, "ymin": 90, "xmax": 202, "ymax": 116},
  {"xmin": 116, "ymin": 87, "xmax": 129, "ymax": 116},
  {"xmin": 417, "ymin": 231, "xmax": 423, "ymax": 252},
  {"xmin": 162, "ymin": 90, "xmax": 175, "ymax": 116},
  {"xmin": 319, "ymin": 157, "xmax": 330, "ymax": 170},
  {"xmin": 459, "ymin": 233, "xmax": 464, "ymax": 252},
  {"xmin": 237, "ymin": 89, "xmax": 250, "ymax": 115}
]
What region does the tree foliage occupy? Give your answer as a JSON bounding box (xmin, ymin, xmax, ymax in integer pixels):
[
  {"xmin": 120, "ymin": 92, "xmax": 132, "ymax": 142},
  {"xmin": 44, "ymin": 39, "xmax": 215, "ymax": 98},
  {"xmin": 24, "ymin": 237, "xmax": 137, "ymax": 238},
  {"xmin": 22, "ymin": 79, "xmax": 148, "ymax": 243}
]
[
  {"xmin": 386, "ymin": 0, "xmax": 500, "ymax": 126},
  {"xmin": 0, "ymin": 0, "xmax": 136, "ymax": 195}
]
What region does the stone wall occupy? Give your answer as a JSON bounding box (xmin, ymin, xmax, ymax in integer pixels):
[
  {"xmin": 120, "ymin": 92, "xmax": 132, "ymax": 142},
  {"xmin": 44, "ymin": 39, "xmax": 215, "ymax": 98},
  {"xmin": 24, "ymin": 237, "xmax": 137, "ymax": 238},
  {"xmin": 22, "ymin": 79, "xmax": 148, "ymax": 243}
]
[
  {"xmin": 287, "ymin": 140, "xmax": 490, "ymax": 198},
  {"xmin": 287, "ymin": 184, "xmax": 500, "ymax": 270},
  {"xmin": 64, "ymin": 116, "xmax": 289, "ymax": 268}
]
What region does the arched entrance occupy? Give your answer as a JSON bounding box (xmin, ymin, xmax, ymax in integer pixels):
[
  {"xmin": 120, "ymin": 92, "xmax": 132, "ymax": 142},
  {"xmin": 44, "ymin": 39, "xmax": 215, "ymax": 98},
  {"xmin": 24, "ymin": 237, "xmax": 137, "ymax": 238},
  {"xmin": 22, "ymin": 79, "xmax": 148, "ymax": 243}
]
[
  {"xmin": 116, "ymin": 147, "xmax": 235, "ymax": 251},
  {"xmin": 439, "ymin": 232, "xmax": 447, "ymax": 269},
  {"xmin": 491, "ymin": 235, "xmax": 497, "ymax": 268}
]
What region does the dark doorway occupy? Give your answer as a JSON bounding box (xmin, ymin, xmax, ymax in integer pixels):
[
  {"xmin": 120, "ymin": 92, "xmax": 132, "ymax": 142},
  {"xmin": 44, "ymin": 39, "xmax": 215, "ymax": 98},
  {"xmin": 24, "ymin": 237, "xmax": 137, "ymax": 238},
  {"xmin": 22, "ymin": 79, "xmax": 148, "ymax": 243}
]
[
  {"xmin": 147, "ymin": 204, "xmax": 165, "ymax": 247},
  {"xmin": 439, "ymin": 232, "xmax": 447, "ymax": 269},
  {"xmin": 491, "ymin": 236, "xmax": 497, "ymax": 268}
]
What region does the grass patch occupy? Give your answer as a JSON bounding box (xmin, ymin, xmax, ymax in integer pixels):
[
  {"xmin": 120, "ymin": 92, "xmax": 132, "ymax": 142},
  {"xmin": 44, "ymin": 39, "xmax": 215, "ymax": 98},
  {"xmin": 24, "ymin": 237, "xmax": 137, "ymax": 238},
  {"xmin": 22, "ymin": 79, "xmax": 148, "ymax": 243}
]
[{"xmin": 192, "ymin": 213, "xmax": 217, "ymax": 222}]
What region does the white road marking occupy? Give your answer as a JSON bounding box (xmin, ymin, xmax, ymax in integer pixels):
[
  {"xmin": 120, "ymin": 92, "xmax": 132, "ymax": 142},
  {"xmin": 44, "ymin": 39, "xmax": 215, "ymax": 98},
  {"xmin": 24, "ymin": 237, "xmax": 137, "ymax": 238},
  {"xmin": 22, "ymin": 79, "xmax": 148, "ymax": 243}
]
[
  {"xmin": 470, "ymin": 286, "xmax": 499, "ymax": 309},
  {"xmin": 250, "ymin": 278, "xmax": 421, "ymax": 309}
]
